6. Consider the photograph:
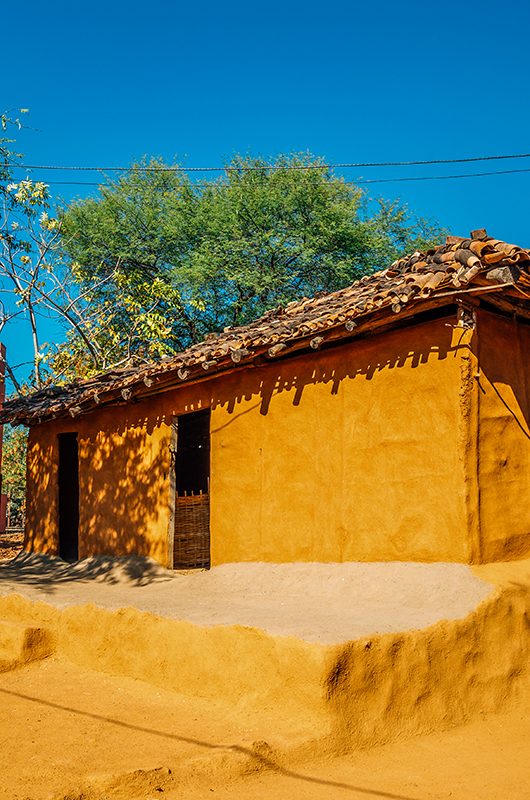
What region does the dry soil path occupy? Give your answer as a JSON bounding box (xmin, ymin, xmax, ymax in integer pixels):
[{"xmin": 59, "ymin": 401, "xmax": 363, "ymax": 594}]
[{"xmin": 0, "ymin": 656, "xmax": 528, "ymax": 800}]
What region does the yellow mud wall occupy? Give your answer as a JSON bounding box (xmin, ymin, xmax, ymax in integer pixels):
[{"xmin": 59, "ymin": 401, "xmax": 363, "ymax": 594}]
[
  {"xmin": 210, "ymin": 317, "xmax": 472, "ymax": 563},
  {"xmin": 475, "ymin": 310, "xmax": 530, "ymax": 561},
  {"xmin": 25, "ymin": 316, "xmax": 475, "ymax": 564}
]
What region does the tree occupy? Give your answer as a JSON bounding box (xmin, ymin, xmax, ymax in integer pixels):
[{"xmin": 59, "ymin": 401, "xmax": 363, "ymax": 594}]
[
  {"xmin": 1, "ymin": 425, "xmax": 27, "ymax": 527},
  {"xmin": 0, "ymin": 112, "xmax": 111, "ymax": 391},
  {"xmin": 58, "ymin": 153, "xmax": 443, "ymax": 376}
]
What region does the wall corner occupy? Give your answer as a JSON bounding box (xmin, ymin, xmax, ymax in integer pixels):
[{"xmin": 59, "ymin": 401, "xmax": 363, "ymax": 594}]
[{"xmin": 456, "ymin": 324, "xmax": 482, "ymax": 563}]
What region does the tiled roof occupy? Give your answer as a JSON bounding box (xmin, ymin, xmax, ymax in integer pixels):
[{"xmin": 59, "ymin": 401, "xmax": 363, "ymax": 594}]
[{"xmin": 3, "ymin": 229, "xmax": 530, "ymax": 425}]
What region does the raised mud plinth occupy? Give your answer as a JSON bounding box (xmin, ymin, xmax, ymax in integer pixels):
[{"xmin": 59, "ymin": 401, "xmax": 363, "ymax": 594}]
[{"xmin": 0, "ymin": 559, "xmax": 528, "ymax": 758}]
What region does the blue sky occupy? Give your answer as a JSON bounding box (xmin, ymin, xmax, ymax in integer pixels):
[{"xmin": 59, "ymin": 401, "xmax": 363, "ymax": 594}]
[{"xmin": 3, "ymin": 0, "xmax": 530, "ymax": 381}]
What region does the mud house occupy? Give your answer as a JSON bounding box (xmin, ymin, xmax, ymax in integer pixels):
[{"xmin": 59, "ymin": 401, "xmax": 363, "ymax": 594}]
[{"xmin": 2, "ymin": 230, "xmax": 530, "ymax": 567}]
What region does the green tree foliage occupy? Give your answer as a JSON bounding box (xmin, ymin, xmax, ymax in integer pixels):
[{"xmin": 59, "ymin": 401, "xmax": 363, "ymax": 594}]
[
  {"xmin": 58, "ymin": 154, "xmax": 443, "ymax": 376},
  {"xmin": 1, "ymin": 425, "xmax": 27, "ymax": 526}
]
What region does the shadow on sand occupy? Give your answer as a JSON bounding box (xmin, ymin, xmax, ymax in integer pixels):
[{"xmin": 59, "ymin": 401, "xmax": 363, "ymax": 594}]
[{"xmin": 0, "ymin": 551, "xmax": 172, "ymax": 593}]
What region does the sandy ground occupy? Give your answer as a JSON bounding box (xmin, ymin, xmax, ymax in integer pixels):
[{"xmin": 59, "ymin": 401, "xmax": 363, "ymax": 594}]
[
  {"xmin": 0, "ymin": 552, "xmax": 493, "ymax": 643},
  {"xmin": 0, "ymin": 656, "xmax": 528, "ymax": 800}
]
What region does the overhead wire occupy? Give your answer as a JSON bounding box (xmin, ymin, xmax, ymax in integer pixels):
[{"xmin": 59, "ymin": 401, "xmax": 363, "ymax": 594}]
[
  {"xmin": 16, "ymin": 166, "xmax": 530, "ymax": 190},
  {"xmin": 7, "ymin": 150, "xmax": 530, "ymax": 173}
]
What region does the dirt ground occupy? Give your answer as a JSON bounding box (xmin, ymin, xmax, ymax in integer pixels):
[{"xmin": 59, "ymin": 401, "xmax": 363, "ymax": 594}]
[{"xmin": 0, "ymin": 656, "xmax": 528, "ymax": 800}]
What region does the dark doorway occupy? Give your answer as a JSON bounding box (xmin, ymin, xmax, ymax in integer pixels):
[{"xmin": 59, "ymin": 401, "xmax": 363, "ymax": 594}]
[
  {"xmin": 173, "ymin": 409, "xmax": 211, "ymax": 569},
  {"xmin": 58, "ymin": 433, "xmax": 79, "ymax": 562}
]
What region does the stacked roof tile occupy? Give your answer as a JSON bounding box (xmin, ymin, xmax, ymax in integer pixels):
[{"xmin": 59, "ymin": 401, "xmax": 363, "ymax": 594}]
[{"xmin": 2, "ymin": 229, "xmax": 530, "ymax": 425}]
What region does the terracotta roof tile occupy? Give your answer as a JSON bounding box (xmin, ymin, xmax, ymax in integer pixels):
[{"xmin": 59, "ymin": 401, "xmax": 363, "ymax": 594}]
[{"xmin": 3, "ymin": 231, "xmax": 530, "ymax": 425}]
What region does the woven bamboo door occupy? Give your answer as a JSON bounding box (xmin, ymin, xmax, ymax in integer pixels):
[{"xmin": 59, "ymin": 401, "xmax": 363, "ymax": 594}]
[{"xmin": 172, "ymin": 410, "xmax": 211, "ymax": 569}]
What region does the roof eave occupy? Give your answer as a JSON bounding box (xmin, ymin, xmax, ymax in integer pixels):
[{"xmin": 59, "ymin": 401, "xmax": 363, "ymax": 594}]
[{"xmin": 0, "ymin": 293, "xmax": 474, "ymax": 427}]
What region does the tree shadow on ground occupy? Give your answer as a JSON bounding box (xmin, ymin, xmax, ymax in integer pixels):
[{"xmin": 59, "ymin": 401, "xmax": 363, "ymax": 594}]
[{"xmin": 0, "ymin": 551, "xmax": 172, "ymax": 593}]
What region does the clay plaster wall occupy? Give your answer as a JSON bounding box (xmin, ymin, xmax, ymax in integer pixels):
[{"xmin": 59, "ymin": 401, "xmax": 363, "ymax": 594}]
[
  {"xmin": 25, "ymin": 316, "xmax": 474, "ymax": 564},
  {"xmin": 210, "ymin": 317, "xmax": 471, "ymax": 563},
  {"xmin": 475, "ymin": 310, "xmax": 530, "ymax": 561}
]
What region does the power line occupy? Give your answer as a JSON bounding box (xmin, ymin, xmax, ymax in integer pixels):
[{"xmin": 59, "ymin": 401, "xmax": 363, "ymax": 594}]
[
  {"xmin": 359, "ymin": 167, "xmax": 530, "ymax": 184},
  {"xmin": 34, "ymin": 166, "xmax": 530, "ymax": 190},
  {"xmin": 8, "ymin": 150, "xmax": 530, "ymax": 174}
]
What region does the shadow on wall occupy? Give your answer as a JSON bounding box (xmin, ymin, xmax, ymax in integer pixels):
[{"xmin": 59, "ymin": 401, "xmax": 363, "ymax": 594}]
[
  {"xmin": 474, "ymin": 311, "xmax": 530, "ymax": 439},
  {"xmin": 79, "ymin": 424, "xmax": 172, "ymax": 562},
  {"xmin": 210, "ymin": 315, "xmax": 471, "ymax": 418},
  {"xmin": 206, "ymin": 314, "xmax": 530, "ymax": 434},
  {"xmin": 25, "ymin": 420, "xmax": 173, "ymax": 564}
]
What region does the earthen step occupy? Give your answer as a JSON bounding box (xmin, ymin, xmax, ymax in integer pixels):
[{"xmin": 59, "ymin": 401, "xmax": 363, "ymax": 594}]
[{"xmin": 0, "ymin": 620, "xmax": 55, "ymax": 671}]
